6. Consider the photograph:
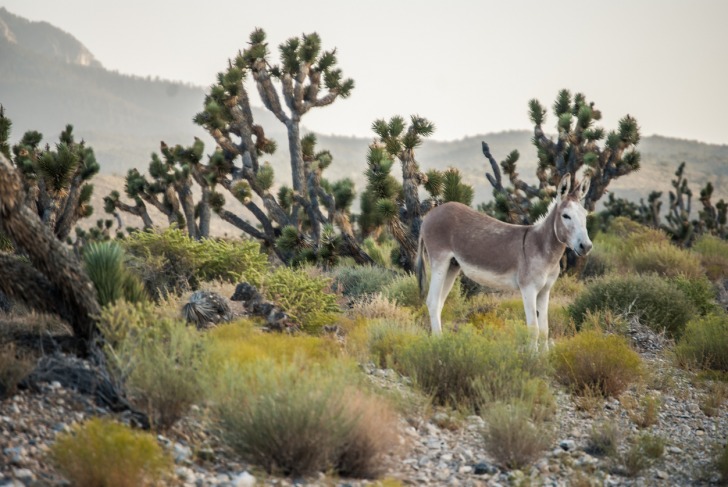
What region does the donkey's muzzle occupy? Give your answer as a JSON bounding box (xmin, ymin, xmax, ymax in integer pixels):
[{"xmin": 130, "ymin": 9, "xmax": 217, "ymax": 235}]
[{"xmin": 578, "ymin": 240, "xmax": 593, "ymax": 255}]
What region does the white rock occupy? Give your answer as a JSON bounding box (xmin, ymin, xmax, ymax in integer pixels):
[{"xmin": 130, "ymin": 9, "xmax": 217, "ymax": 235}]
[
  {"xmin": 232, "ymin": 471, "xmax": 256, "ymax": 487},
  {"xmin": 173, "ymin": 443, "xmax": 193, "ymax": 463}
]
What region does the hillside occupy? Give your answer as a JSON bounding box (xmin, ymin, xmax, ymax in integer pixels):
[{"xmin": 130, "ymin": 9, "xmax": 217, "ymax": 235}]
[{"xmin": 1, "ymin": 7, "xmax": 727, "ymax": 236}]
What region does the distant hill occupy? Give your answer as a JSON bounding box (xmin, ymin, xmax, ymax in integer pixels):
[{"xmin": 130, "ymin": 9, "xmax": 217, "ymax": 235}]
[{"xmin": 1, "ymin": 7, "xmax": 726, "ymax": 236}]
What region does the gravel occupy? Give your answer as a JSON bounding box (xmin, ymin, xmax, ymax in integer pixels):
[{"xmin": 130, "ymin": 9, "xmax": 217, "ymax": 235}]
[{"xmin": 1, "ymin": 345, "xmax": 726, "ymax": 486}]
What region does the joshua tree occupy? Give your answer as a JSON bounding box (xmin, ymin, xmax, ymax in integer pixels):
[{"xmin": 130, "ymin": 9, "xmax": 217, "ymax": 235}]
[
  {"xmin": 482, "ymin": 90, "xmax": 641, "ymax": 224},
  {"xmin": 1, "ymin": 107, "xmax": 99, "ymax": 240},
  {"xmin": 361, "ymin": 115, "xmax": 473, "ymax": 270}
]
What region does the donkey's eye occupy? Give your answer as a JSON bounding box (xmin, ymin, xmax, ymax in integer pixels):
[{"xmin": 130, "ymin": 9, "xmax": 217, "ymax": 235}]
[{"xmin": 562, "ymin": 214, "xmax": 571, "ymax": 220}]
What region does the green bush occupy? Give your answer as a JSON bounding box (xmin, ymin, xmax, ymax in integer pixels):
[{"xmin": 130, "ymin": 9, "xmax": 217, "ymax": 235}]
[
  {"xmin": 625, "ymin": 241, "xmax": 704, "ymax": 279},
  {"xmin": 569, "ymin": 274, "xmax": 697, "ymax": 338},
  {"xmin": 483, "ymin": 402, "xmax": 552, "ymax": 469},
  {"xmin": 213, "ymin": 361, "xmax": 396, "ymax": 478},
  {"xmin": 262, "ymin": 266, "xmax": 340, "ymax": 332},
  {"xmin": 367, "ymin": 319, "xmax": 426, "ymax": 369},
  {"xmin": 675, "ymin": 313, "xmax": 728, "ymax": 372},
  {"xmin": 400, "ymin": 327, "xmax": 547, "ymax": 412},
  {"xmin": 83, "ymin": 241, "xmax": 148, "ymax": 307},
  {"xmin": 671, "ymin": 274, "xmax": 718, "ymax": 316},
  {"xmin": 586, "ymin": 422, "xmax": 621, "ymax": 457},
  {"xmin": 551, "ymin": 330, "xmax": 642, "ymax": 397},
  {"xmin": 331, "ymin": 264, "xmax": 399, "ymax": 298},
  {"xmin": 382, "ymin": 273, "xmax": 422, "ymax": 309},
  {"xmin": 123, "ymin": 228, "xmax": 267, "ymax": 299},
  {"xmin": 692, "ymin": 234, "xmax": 728, "ymax": 281},
  {"xmin": 99, "ymin": 302, "xmax": 205, "ymax": 430},
  {"xmin": 49, "ymin": 418, "xmax": 172, "ymax": 487}
]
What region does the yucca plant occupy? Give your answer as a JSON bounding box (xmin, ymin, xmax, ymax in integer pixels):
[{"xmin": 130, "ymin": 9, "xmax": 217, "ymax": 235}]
[{"xmin": 83, "ymin": 241, "xmax": 148, "ymax": 307}]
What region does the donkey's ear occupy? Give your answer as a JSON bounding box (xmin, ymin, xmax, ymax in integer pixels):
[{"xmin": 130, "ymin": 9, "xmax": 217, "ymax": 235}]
[
  {"xmin": 556, "ymin": 173, "xmax": 571, "ymax": 202},
  {"xmin": 577, "ymin": 177, "xmax": 591, "ymax": 201}
]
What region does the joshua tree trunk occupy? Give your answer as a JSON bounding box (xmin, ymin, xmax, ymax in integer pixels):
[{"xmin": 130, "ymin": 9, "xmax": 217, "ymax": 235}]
[{"xmin": 0, "ymin": 153, "xmax": 101, "ymax": 353}]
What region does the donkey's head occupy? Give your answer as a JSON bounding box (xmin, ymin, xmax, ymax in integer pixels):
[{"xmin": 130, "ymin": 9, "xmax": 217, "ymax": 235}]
[{"xmin": 554, "ymin": 173, "xmax": 592, "ymax": 256}]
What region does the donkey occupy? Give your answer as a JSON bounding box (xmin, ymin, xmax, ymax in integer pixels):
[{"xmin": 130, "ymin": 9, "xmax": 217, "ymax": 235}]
[{"xmin": 416, "ymin": 173, "xmax": 592, "ymax": 350}]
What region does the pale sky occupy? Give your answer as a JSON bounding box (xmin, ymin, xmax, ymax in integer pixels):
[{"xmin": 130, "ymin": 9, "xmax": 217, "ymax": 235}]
[{"xmin": 3, "ymin": 0, "xmax": 727, "ymax": 145}]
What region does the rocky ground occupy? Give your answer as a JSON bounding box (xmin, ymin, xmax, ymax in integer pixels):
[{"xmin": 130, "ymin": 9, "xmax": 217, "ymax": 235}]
[{"xmin": 1, "ymin": 329, "xmax": 726, "ymax": 486}]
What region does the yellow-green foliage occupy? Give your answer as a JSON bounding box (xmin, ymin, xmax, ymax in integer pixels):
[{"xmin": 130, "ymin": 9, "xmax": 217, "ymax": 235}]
[
  {"xmin": 625, "ymin": 240, "xmax": 704, "ymax": 278},
  {"xmin": 262, "ymin": 266, "xmax": 340, "ymax": 332},
  {"xmin": 332, "ymin": 264, "xmax": 400, "ymax": 298},
  {"xmin": 362, "ymin": 237, "xmax": 398, "ymax": 269},
  {"xmin": 693, "ymin": 234, "xmax": 728, "ymax": 281},
  {"xmin": 123, "ymin": 228, "xmax": 267, "ymax": 298},
  {"xmin": 382, "ymin": 273, "xmax": 422, "ymax": 309},
  {"xmin": 98, "ymin": 301, "xmax": 205, "ymax": 430},
  {"xmin": 569, "ymin": 274, "xmax": 697, "ymax": 338},
  {"xmin": 551, "ymin": 330, "xmax": 642, "ymax": 397},
  {"xmin": 213, "ymin": 361, "xmax": 396, "ymax": 478},
  {"xmin": 347, "ymin": 293, "xmax": 415, "ymax": 325},
  {"xmin": 399, "ymin": 325, "xmax": 548, "ymax": 412},
  {"xmin": 205, "ymin": 320, "xmax": 342, "ymax": 372},
  {"xmin": 675, "ymin": 313, "xmax": 728, "ymax": 372},
  {"xmin": 50, "ymin": 418, "xmax": 172, "ymax": 487},
  {"xmin": 367, "ymin": 319, "xmax": 426, "ymax": 369}
]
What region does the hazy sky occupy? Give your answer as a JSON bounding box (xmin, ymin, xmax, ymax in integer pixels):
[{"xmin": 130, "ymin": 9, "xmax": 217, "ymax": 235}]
[{"xmin": 4, "ymin": 0, "xmax": 728, "ymax": 145}]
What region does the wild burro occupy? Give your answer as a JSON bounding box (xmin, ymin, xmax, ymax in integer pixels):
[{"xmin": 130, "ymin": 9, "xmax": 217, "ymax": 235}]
[{"xmin": 417, "ymin": 173, "xmax": 592, "ymax": 351}]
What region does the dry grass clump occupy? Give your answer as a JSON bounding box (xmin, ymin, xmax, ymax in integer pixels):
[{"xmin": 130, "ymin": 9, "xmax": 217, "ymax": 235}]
[
  {"xmin": 213, "ymin": 361, "xmax": 396, "ymax": 478},
  {"xmin": 675, "ymin": 313, "xmax": 728, "ymax": 372},
  {"xmin": 551, "ymin": 330, "xmax": 642, "ymax": 398},
  {"xmin": 347, "ymin": 293, "xmax": 414, "ymax": 324},
  {"xmin": 0, "ymin": 342, "xmax": 34, "ymax": 398},
  {"xmin": 628, "ymin": 393, "xmax": 662, "ymax": 428},
  {"xmin": 699, "ymin": 382, "xmax": 728, "ymax": 417},
  {"xmin": 331, "ymin": 264, "xmax": 399, "ymax": 298},
  {"xmin": 49, "ymin": 417, "xmax": 172, "ymax": 487},
  {"xmin": 621, "ymin": 433, "xmax": 665, "ymax": 477},
  {"xmin": 483, "ymin": 402, "xmax": 552, "ymax": 469},
  {"xmin": 98, "ymin": 301, "xmax": 205, "ymax": 430},
  {"xmin": 692, "ymin": 234, "xmax": 728, "ymax": 281},
  {"xmin": 367, "ymin": 319, "xmax": 426, "ymax": 370},
  {"xmin": 625, "ymin": 240, "xmax": 705, "ymax": 279},
  {"xmin": 716, "ymin": 442, "xmax": 728, "ymax": 484},
  {"xmin": 585, "ymin": 422, "xmax": 621, "ymax": 457}
]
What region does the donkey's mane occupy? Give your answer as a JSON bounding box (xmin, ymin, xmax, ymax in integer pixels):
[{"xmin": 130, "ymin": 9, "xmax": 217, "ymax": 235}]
[{"xmin": 534, "ymin": 197, "xmax": 559, "ymax": 226}]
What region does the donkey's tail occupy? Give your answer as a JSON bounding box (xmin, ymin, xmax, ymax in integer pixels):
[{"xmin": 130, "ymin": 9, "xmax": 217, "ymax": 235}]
[{"xmin": 416, "ymin": 231, "xmax": 427, "ymax": 298}]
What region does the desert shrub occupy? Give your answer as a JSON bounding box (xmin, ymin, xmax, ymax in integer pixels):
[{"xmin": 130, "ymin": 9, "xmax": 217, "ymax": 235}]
[
  {"xmin": 671, "ymin": 274, "xmax": 718, "ymax": 316},
  {"xmin": 83, "ymin": 241, "xmax": 148, "ymax": 307},
  {"xmin": 693, "ymin": 234, "xmax": 728, "ymax": 281},
  {"xmin": 551, "ymin": 273, "xmax": 587, "ymax": 297},
  {"xmin": 625, "ymin": 241, "xmax": 705, "ymax": 278},
  {"xmin": 577, "ymin": 309, "xmax": 630, "ymax": 336},
  {"xmin": 347, "ymin": 293, "xmax": 415, "ymax": 325},
  {"xmin": 334, "ymin": 388, "xmax": 399, "ymax": 478},
  {"xmin": 98, "ymin": 302, "xmax": 205, "ymax": 430},
  {"xmin": 332, "ymin": 265, "xmax": 399, "ymax": 298},
  {"xmin": 262, "ymin": 266, "xmax": 340, "ymax": 332},
  {"xmin": 675, "ymin": 313, "xmax": 728, "ymax": 371},
  {"xmin": 362, "ymin": 237, "xmax": 398, "ymax": 269},
  {"xmin": 716, "ymin": 443, "xmax": 728, "ymax": 484},
  {"xmin": 621, "ymin": 433, "xmax": 664, "ymax": 477},
  {"xmin": 123, "ymin": 228, "xmax": 267, "ymax": 299},
  {"xmin": 551, "ymin": 330, "xmax": 642, "ymax": 397},
  {"xmin": 367, "ymin": 319, "xmax": 425, "ymax": 369},
  {"xmin": 585, "ymin": 422, "xmax": 621, "ymax": 457},
  {"xmin": 49, "ymin": 418, "xmax": 172, "ymax": 487},
  {"xmin": 0, "ymin": 343, "xmax": 33, "ymax": 398},
  {"xmin": 569, "ymin": 274, "xmax": 696, "ymax": 338},
  {"xmin": 400, "ymin": 326, "xmax": 547, "ymax": 412},
  {"xmin": 629, "ymin": 393, "xmax": 661, "ymax": 428},
  {"xmin": 700, "ymin": 382, "xmax": 728, "ymax": 417},
  {"xmin": 382, "ymin": 273, "xmax": 422, "ymax": 309},
  {"xmin": 205, "ymin": 320, "xmax": 342, "ymax": 372},
  {"xmin": 213, "ymin": 361, "xmax": 395, "ymax": 478},
  {"xmin": 483, "ymin": 402, "xmax": 552, "ymax": 469}
]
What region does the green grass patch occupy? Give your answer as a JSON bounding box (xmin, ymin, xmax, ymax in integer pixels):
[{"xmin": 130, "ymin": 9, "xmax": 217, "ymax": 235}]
[{"xmin": 675, "ymin": 313, "xmax": 728, "ymax": 372}]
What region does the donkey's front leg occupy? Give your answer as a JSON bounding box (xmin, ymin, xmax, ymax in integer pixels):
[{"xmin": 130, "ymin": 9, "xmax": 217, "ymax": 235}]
[
  {"xmin": 520, "ymin": 286, "xmax": 539, "ymax": 351},
  {"xmin": 536, "ymin": 286, "xmax": 552, "ymax": 351}
]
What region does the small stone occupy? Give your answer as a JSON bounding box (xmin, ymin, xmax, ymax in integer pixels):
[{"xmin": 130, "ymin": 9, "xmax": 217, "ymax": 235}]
[
  {"xmin": 440, "ymin": 453, "xmax": 453, "ymax": 462},
  {"xmin": 667, "ymin": 446, "xmax": 683, "ymax": 454},
  {"xmin": 197, "ymin": 447, "xmax": 215, "ymax": 462},
  {"xmin": 458, "ymin": 465, "xmax": 473, "ymax": 474},
  {"xmin": 559, "ymin": 439, "xmax": 577, "ymax": 451},
  {"xmin": 12, "ymin": 468, "xmax": 34, "ymax": 484},
  {"xmin": 215, "ymin": 473, "xmax": 230, "ymax": 483},
  {"xmin": 232, "ymin": 471, "xmax": 256, "ymax": 487},
  {"xmin": 472, "ymin": 462, "xmax": 497, "ymax": 475},
  {"xmin": 175, "ymin": 466, "xmax": 195, "ymax": 481},
  {"xmin": 173, "ymin": 443, "xmax": 193, "ymax": 463},
  {"xmin": 535, "ymin": 459, "xmax": 549, "ymax": 474},
  {"xmin": 656, "ymin": 470, "xmax": 669, "ymax": 480}
]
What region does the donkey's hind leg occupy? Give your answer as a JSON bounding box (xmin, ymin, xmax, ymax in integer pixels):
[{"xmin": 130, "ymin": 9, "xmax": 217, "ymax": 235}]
[{"xmin": 426, "ymin": 256, "xmax": 454, "ymax": 335}]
